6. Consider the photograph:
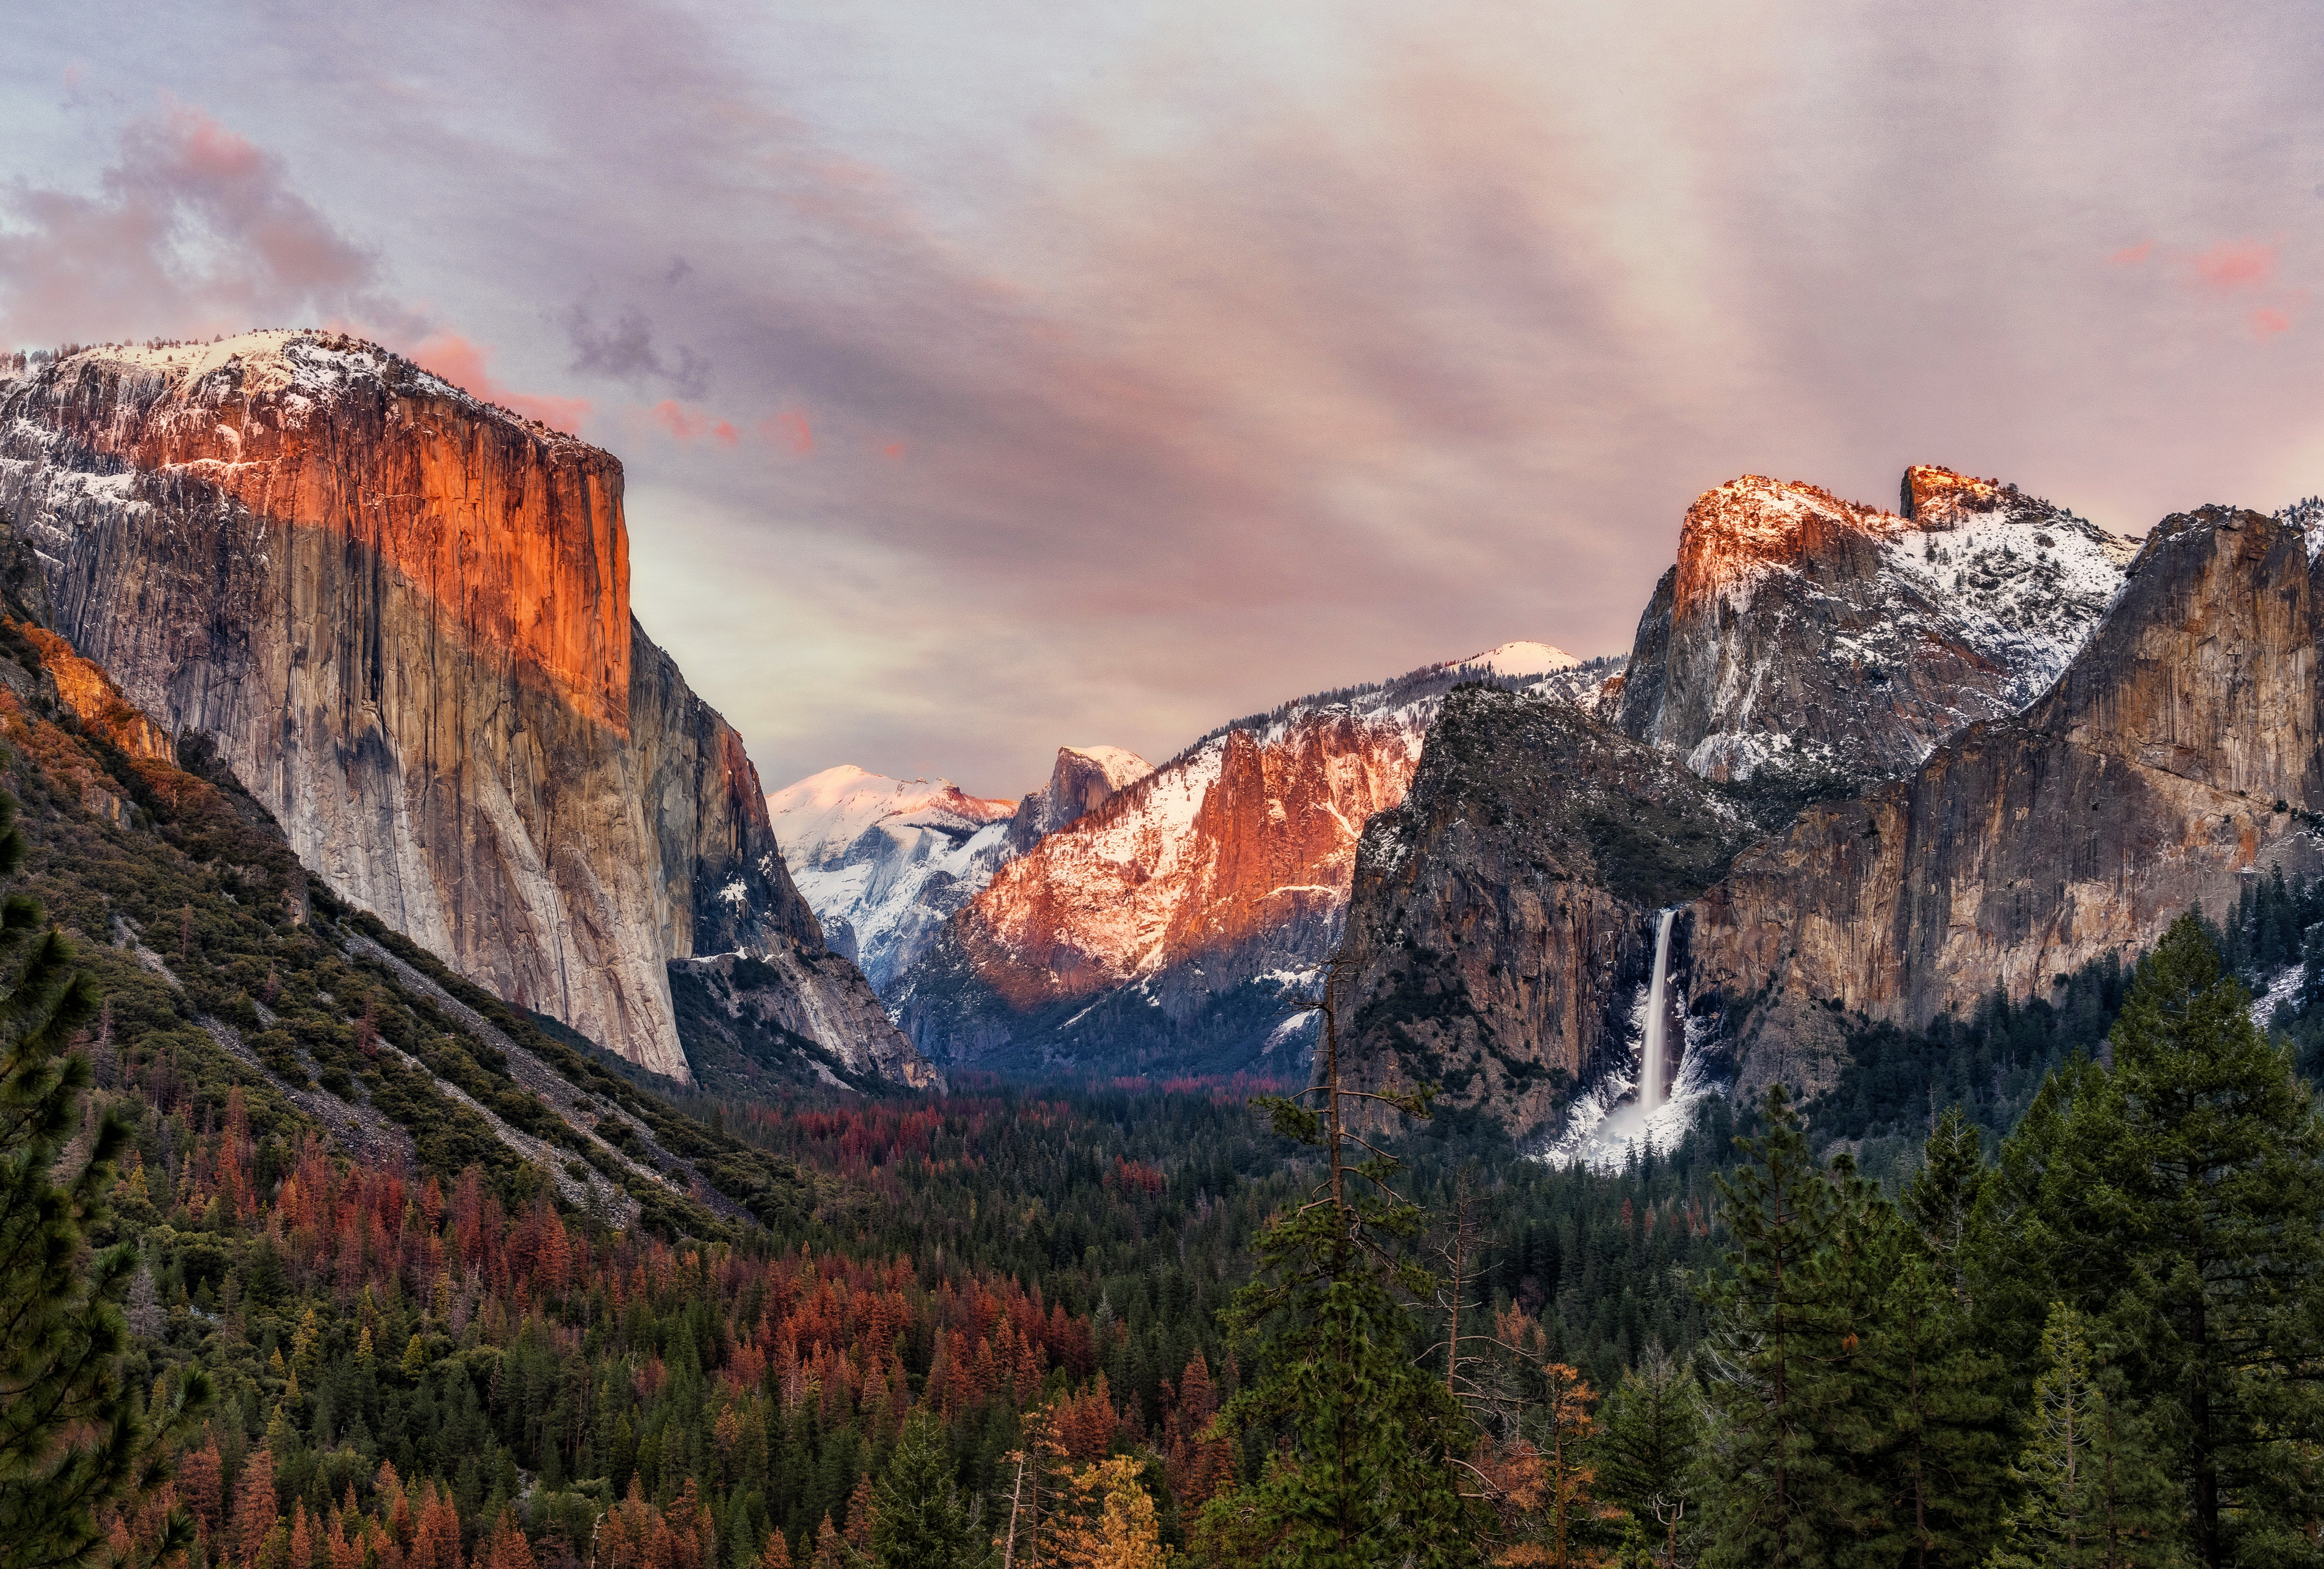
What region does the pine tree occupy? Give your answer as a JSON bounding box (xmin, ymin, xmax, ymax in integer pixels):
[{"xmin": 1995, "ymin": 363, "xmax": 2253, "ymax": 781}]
[
  {"xmin": 1972, "ymin": 914, "xmax": 2324, "ymax": 1566},
  {"xmin": 1199, "ymin": 947, "xmax": 1483, "ymax": 1568},
  {"xmin": 1855, "ymin": 1113, "xmax": 2006, "ymax": 1567},
  {"xmin": 1694, "ymin": 1084, "xmax": 1857, "ymax": 1568},
  {"xmin": 870, "ymin": 1410, "xmax": 986, "ymax": 1568},
  {"xmin": 1592, "ymin": 1343, "xmax": 1700, "ymax": 1566},
  {"xmin": 1988, "ymin": 1303, "xmax": 2180, "ymax": 1569},
  {"xmin": 0, "ymin": 794, "xmax": 210, "ymax": 1569}
]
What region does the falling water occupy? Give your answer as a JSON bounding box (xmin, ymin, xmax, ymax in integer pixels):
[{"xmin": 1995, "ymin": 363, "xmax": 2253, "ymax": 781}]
[{"xmin": 1640, "ymin": 908, "xmax": 1677, "ymax": 1114}]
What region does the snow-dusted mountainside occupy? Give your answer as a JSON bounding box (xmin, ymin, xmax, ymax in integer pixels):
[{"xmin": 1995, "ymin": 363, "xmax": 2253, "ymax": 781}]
[
  {"xmin": 893, "ymin": 642, "xmax": 1615, "ymax": 1076},
  {"xmin": 767, "ymin": 766, "xmax": 1020, "ymax": 992},
  {"xmin": 1615, "ymin": 465, "xmax": 2134, "ymax": 782}
]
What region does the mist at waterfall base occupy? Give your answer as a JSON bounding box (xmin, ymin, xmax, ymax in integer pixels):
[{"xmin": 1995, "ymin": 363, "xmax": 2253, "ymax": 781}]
[{"xmin": 1544, "ymin": 909, "xmax": 1722, "ymax": 1170}]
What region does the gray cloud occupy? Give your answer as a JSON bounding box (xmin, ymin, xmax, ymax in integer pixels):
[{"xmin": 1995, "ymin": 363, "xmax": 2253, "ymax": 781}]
[{"xmin": 563, "ymin": 303, "xmax": 711, "ymax": 397}]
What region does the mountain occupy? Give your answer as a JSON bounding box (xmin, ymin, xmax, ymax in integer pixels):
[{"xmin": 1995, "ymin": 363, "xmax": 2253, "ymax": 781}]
[
  {"xmin": 1335, "ymin": 467, "xmax": 2167, "ymax": 1144},
  {"xmin": 767, "ymin": 765, "xmax": 1023, "ymax": 991},
  {"xmin": 0, "ymin": 331, "xmax": 924, "ymax": 1086},
  {"xmin": 892, "ymin": 643, "xmax": 1616, "ymax": 1077},
  {"xmin": 1335, "ymin": 686, "xmax": 1763, "ymax": 1138},
  {"xmin": 1614, "ymin": 466, "xmax": 2132, "ymax": 782},
  {"xmin": 1005, "ymin": 744, "xmax": 1154, "ymax": 854},
  {"xmin": 1683, "ymin": 502, "xmax": 2324, "ymax": 1102}
]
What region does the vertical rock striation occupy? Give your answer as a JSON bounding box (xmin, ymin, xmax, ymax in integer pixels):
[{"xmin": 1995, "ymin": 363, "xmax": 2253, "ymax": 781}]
[{"xmin": 0, "ymin": 331, "xmax": 924, "ymax": 1084}]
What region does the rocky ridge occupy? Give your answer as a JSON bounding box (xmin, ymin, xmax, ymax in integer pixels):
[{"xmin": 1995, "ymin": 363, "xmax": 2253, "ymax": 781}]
[
  {"xmin": 1684, "ymin": 504, "xmax": 2324, "ymax": 1101},
  {"xmin": 0, "ymin": 331, "xmax": 925, "ymax": 1086},
  {"xmin": 892, "ymin": 643, "xmax": 1618, "ymax": 1076},
  {"xmin": 1616, "ymin": 466, "xmax": 2132, "ymax": 782}
]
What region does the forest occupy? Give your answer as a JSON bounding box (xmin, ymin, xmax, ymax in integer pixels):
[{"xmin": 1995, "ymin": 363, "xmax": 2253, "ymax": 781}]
[{"xmin": 10, "ymin": 594, "xmax": 2324, "ymax": 1569}]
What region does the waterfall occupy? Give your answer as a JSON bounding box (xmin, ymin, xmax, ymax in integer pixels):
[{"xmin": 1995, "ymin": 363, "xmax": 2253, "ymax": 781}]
[{"xmin": 1640, "ymin": 908, "xmax": 1677, "ymax": 1113}]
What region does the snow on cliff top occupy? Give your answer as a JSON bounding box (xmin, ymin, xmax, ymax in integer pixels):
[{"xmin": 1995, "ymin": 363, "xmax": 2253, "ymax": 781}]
[
  {"xmin": 1055, "ymin": 745, "xmax": 1153, "ymax": 791},
  {"xmin": 768, "ymin": 764, "xmax": 1016, "ymax": 871},
  {"xmin": 20, "ymin": 329, "xmax": 589, "ymax": 447}
]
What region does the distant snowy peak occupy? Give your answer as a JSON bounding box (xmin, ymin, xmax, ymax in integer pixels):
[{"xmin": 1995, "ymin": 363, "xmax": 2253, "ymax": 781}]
[
  {"xmin": 1007, "ymin": 745, "xmax": 1156, "ymax": 852},
  {"xmin": 1449, "ymin": 641, "xmax": 1582, "ymax": 679},
  {"xmin": 769, "ymin": 765, "xmax": 1016, "ymax": 871},
  {"xmin": 767, "ymin": 765, "xmax": 1021, "ymax": 993}
]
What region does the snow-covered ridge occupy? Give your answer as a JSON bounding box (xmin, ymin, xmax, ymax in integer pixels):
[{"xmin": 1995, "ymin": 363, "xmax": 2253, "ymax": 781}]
[
  {"xmin": 4, "ymin": 330, "xmax": 590, "ymax": 450},
  {"xmin": 768, "ymin": 765, "xmax": 1018, "ymax": 993}
]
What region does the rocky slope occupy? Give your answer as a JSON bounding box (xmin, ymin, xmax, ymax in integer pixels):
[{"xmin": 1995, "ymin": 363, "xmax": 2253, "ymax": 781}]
[
  {"xmin": 1332, "ymin": 687, "xmax": 1761, "ymax": 1135},
  {"xmin": 769, "ymin": 748, "xmax": 1149, "ymax": 997},
  {"xmin": 892, "ymin": 643, "xmax": 1611, "ymax": 1076},
  {"xmin": 0, "ymin": 331, "xmax": 924, "ymax": 1086},
  {"xmin": 1615, "ymin": 466, "xmax": 2132, "ymax": 782},
  {"xmin": 1684, "ymin": 504, "xmax": 2324, "ymax": 1101}
]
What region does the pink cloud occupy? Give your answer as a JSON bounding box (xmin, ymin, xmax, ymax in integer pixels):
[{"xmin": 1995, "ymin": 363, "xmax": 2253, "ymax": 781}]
[
  {"xmin": 0, "ymin": 103, "xmax": 412, "ymax": 348},
  {"xmin": 2110, "ymin": 240, "xmax": 2153, "ymax": 265},
  {"xmin": 406, "ymin": 332, "xmax": 591, "ymax": 433},
  {"xmin": 760, "ymin": 410, "xmax": 814, "ymax": 454},
  {"xmin": 2190, "ymin": 240, "xmax": 2276, "ymax": 293}
]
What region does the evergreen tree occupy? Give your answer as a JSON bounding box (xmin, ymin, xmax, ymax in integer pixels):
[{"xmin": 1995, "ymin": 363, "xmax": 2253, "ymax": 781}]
[
  {"xmin": 1592, "ymin": 1342, "xmax": 1701, "ymax": 1566},
  {"xmin": 1972, "ymin": 914, "xmax": 2324, "ymax": 1567},
  {"xmin": 1199, "ymin": 948, "xmax": 1482, "ymax": 1567},
  {"xmin": 0, "ymin": 783, "xmax": 209, "ymax": 1569},
  {"xmin": 1694, "ymin": 1084, "xmax": 1860, "ymax": 1568},
  {"xmin": 1855, "ymin": 1113, "xmax": 2006, "ymax": 1567},
  {"xmin": 870, "ymin": 1411, "xmax": 986, "ymax": 1569},
  {"xmin": 1989, "ymin": 1303, "xmax": 2180, "ymax": 1569}
]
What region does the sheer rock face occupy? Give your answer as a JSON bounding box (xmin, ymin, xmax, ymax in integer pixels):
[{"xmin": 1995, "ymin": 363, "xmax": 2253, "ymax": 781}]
[
  {"xmin": 1685, "ymin": 506, "xmax": 2324, "ymax": 1100},
  {"xmin": 1617, "ymin": 467, "xmax": 2132, "ymax": 783},
  {"xmin": 0, "ymin": 331, "xmax": 923, "ymax": 1084},
  {"xmin": 1332, "ymin": 688, "xmax": 1757, "ymax": 1135}
]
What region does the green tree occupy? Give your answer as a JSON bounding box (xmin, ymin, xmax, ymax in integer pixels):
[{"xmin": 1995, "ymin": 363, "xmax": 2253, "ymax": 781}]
[
  {"xmin": 1855, "ymin": 1113, "xmax": 2006, "ymax": 1567},
  {"xmin": 1199, "ymin": 950, "xmax": 1480, "ymax": 1568},
  {"xmin": 871, "ymin": 1410, "xmax": 985, "ymax": 1569},
  {"xmin": 1694, "ymin": 1084, "xmax": 1862, "ymax": 1568},
  {"xmin": 0, "ymin": 793, "xmax": 209, "ymax": 1569},
  {"xmin": 1593, "ymin": 1341, "xmax": 1701, "ymax": 1566},
  {"xmin": 1989, "ymin": 1302, "xmax": 2181, "ymax": 1569},
  {"xmin": 1972, "ymin": 914, "xmax": 2324, "ymax": 1566}
]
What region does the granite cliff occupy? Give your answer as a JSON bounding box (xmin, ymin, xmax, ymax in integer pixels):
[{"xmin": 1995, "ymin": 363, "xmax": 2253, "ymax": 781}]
[
  {"xmin": 0, "ymin": 331, "xmax": 926, "ymax": 1086},
  {"xmin": 1684, "ymin": 503, "xmax": 2324, "ymax": 1100},
  {"xmin": 1337, "ymin": 493, "xmax": 2324, "ymax": 1144},
  {"xmin": 1615, "ymin": 467, "xmax": 2131, "ymax": 782}
]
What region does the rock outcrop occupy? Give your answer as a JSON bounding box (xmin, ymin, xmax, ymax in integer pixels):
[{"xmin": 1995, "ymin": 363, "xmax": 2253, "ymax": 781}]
[
  {"xmin": 1005, "ymin": 746, "xmax": 1153, "ymax": 855},
  {"xmin": 1332, "ymin": 687, "xmax": 1759, "ymax": 1134},
  {"xmin": 1684, "ymin": 504, "xmax": 2324, "ymax": 1099},
  {"xmin": 1616, "ymin": 467, "xmax": 2132, "ymax": 782},
  {"xmin": 0, "ymin": 331, "xmax": 925, "ymax": 1084}
]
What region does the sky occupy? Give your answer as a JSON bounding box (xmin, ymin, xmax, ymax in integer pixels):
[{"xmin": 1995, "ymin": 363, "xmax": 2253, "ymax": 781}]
[{"xmin": 1, "ymin": 2, "xmax": 2319, "ymax": 799}]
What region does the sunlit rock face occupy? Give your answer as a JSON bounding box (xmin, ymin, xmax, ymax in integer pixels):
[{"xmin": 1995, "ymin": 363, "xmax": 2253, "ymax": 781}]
[
  {"xmin": 1618, "ymin": 467, "xmax": 2133, "ymax": 783},
  {"xmin": 892, "ymin": 645, "xmax": 1615, "ymax": 1077},
  {"xmin": 1685, "ymin": 504, "xmax": 2324, "ymax": 1101},
  {"xmin": 0, "ymin": 331, "xmax": 924, "ymax": 1084}
]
